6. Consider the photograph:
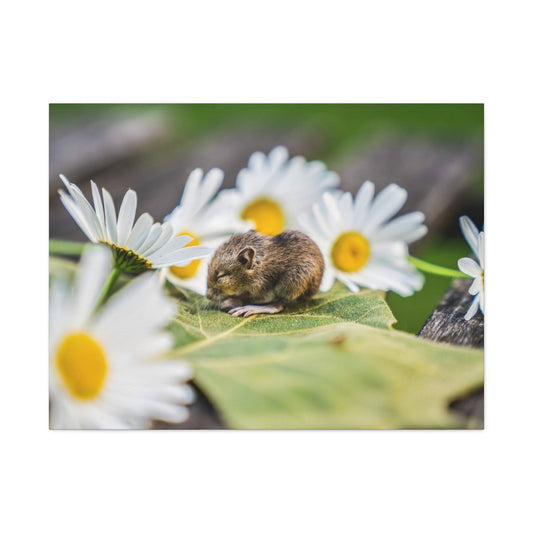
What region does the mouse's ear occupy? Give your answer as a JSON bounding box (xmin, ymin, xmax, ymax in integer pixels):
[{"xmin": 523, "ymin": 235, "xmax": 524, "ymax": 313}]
[{"xmin": 237, "ymin": 247, "xmax": 256, "ymax": 270}]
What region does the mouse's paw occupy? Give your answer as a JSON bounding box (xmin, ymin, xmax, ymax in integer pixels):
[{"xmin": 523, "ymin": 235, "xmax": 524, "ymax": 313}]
[
  {"xmin": 220, "ymin": 297, "xmax": 244, "ymax": 311},
  {"xmin": 229, "ymin": 303, "xmax": 284, "ymax": 317}
]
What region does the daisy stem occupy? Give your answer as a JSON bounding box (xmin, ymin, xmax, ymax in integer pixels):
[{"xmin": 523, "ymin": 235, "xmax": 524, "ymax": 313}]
[
  {"xmin": 409, "ymin": 256, "xmax": 470, "ymax": 278},
  {"xmin": 49, "ymin": 238, "xmax": 85, "ymax": 256},
  {"xmin": 96, "ymin": 267, "xmax": 122, "ymax": 308}
]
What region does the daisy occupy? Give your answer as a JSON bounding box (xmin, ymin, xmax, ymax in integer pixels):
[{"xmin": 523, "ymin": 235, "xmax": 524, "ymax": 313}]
[
  {"xmin": 219, "ymin": 146, "xmax": 340, "ymax": 236},
  {"xmin": 457, "ymin": 215, "xmax": 485, "ymax": 320},
  {"xmin": 163, "ymin": 167, "xmax": 250, "ymax": 294},
  {"xmin": 298, "ymin": 182, "xmax": 428, "ymax": 296},
  {"xmin": 50, "ymin": 245, "xmax": 194, "ymax": 429},
  {"xmin": 58, "ymin": 174, "xmax": 212, "ymax": 273}
]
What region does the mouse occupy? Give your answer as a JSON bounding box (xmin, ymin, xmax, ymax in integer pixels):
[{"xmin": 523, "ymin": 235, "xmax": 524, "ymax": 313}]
[{"xmin": 206, "ymin": 230, "xmax": 324, "ymax": 317}]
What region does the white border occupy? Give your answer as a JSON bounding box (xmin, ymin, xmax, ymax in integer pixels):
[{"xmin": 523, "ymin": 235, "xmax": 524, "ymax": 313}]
[{"xmin": 4, "ymin": 1, "xmax": 532, "ymax": 531}]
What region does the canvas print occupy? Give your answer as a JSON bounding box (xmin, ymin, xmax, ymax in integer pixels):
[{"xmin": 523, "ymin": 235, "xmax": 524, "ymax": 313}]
[{"xmin": 49, "ymin": 104, "xmax": 484, "ymax": 429}]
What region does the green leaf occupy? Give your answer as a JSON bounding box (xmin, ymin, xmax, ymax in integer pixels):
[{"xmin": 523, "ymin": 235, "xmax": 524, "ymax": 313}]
[
  {"xmin": 176, "ymin": 323, "xmax": 482, "ymax": 429},
  {"xmin": 167, "ymin": 281, "xmax": 397, "ymax": 350},
  {"xmin": 169, "ymin": 283, "xmax": 483, "ymax": 429}
]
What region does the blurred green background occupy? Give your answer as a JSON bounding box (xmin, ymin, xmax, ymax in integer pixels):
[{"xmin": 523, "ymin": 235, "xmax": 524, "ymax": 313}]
[{"xmin": 50, "ymin": 103, "xmax": 484, "ymax": 333}]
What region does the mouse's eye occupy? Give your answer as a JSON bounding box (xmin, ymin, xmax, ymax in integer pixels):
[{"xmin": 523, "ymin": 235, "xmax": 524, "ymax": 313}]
[{"xmin": 216, "ymin": 272, "xmax": 228, "ymax": 281}]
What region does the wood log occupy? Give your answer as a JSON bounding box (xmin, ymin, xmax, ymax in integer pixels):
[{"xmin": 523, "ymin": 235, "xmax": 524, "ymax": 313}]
[
  {"xmin": 418, "ymin": 278, "xmax": 484, "ymax": 348},
  {"xmin": 418, "ymin": 278, "xmax": 484, "ymax": 426}
]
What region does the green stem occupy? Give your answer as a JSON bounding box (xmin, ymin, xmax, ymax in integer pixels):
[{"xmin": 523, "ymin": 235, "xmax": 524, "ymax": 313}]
[
  {"xmin": 409, "ymin": 256, "xmax": 470, "ymax": 279},
  {"xmin": 49, "ymin": 239, "xmax": 86, "ymax": 256},
  {"xmin": 95, "ymin": 267, "xmax": 122, "ymax": 308}
]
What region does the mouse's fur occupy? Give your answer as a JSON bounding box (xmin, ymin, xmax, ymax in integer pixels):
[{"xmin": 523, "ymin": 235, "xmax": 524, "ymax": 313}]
[{"xmin": 206, "ymin": 230, "xmax": 324, "ymax": 314}]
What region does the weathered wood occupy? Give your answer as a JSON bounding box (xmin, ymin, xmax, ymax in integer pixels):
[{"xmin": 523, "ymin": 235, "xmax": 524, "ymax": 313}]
[
  {"xmin": 336, "ymin": 135, "xmax": 483, "ymax": 240},
  {"xmin": 419, "ymin": 278, "xmax": 484, "ymax": 348},
  {"xmin": 418, "ymin": 278, "xmax": 484, "ymax": 426},
  {"xmin": 49, "ymin": 113, "xmax": 171, "ymax": 194}
]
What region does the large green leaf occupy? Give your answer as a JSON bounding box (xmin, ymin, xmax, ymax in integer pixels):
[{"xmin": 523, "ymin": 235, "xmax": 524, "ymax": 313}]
[
  {"xmin": 168, "ymin": 282, "xmax": 483, "ymax": 429},
  {"xmin": 176, "ymin": 322, "xmax": 482, "ymax": 429},
  {"xmin": 167, "ymin": 280, "xmax": 397, "ymax": 349}
]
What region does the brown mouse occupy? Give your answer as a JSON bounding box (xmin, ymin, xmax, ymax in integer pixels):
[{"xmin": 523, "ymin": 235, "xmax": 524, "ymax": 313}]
[{"xmin": 206, "ymin": 230, "xmax": 324, "ymax": 317}]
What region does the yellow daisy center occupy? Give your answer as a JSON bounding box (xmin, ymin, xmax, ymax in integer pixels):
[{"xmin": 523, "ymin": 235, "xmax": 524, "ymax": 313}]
[
  {"xmin": 331, "ymin": 232, "xmax": 371, "ymax": 272},
  {"xmin": 241, "ymin": 197, "xmax": 285, "ymax": 236},
  {"xmin": 55, "ymin": 332, "xmax": 108, "ymax": 401},
  {"xmin": 170, "ymin": 232, "xmax": 202, "ymax": 279}
]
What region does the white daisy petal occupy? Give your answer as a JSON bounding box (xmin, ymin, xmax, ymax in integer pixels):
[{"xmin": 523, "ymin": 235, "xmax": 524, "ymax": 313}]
[
  {"xmin": 248, "ymin": 150, "xmax": 267, "ymax": 171},
  {"xmin": 311, "ymin": 201, "xmax": 334, "ymax": 238},
  {"xmin": 464, "ymin": 292, "xmax": 480, "ymax": 320},
  {"xmin": 148, "ymin": 234, "xmax": 194, "ymax": 260},
  {"xmin": 348, "ymin": 269, "xmax": 386, "ymax": 291},
  {"xmin": 141, "ymin": 383, "xmax": 196, "ymax": 405},
  {"xmin": 336, "ymin": 273, "xmax": 361, "ymax": 293},
  {"xmin": 93, "ymin": 299, "xmax": 175, "ymax": 356},
  {"xmin": 59, "ymin": 173, "xmax": 75, "ymax": 193},
  {"xmin": 268, "ymin": 145, "xmax": 289, "ymax": 170},
  {"xmin": 91, "ymin": 181, "xmax": 106, "ymax": 236},
  {"xmin": 338, "ymin": 191, "xmax": 353, "ymax": 222},
  {"xmin": 59, "ymin": 191, "xmax": 99, "ymax": 242},
  {"xmin": 199, "ymin": 168, "xmax": 224, "ymax": 205},
  {"xmin": 322, "ymin": 191, "xmax": 342, "ymax": 229},
  {"xmin": 351, "ymin": 181, "xmax": 375, "ymax": 228},
  {"xmin": 359, "ymin": 260, "xmax": 423, "ymax": 296},
  {"xmin": 67, "ymin": 183, "xmax": 105, "ymax": 241},
  {"xmin": 402, "ymin": 224, "xmax": 428, "ymax": 243},
  {"xmin": 136, "ymin": 222, "xmax": 162, "ymax": 255},
  {"xmin": 70, "ymin": 245, "xmax": 112, "ymax": 329},
  {"xmin": 319, "ymin": 268, "xmax": 336, "ymax": 292},
  {"xmin": 151, "ymin": 245, "xmax": 212, "ymax": 268},
  {"xmin": 477, "ymin": 231, "xmax": 485, "ymax": 269},
  {"xmin": 125, "ymin": 213, "xmax": 154, "ymax": 250},
  {"xmin": 180, "ymin": 168, "xmax": 203, "ymax": 207},
  {"xmin": 375, "ymin": 211, "xmax": 427, "ymax": 243},
  {"xmin": 468, "ymin": 276, "xmax": 482, "ymax": 296},
  {"xmin": 116, "ymin": 189, "xmax": 137, "ymax": 246},
  {"xmin": 459, "ymin": 215, "xmax": 480, "ymax": 256},
  {"xmin": 298, "ymin": 212, "xmax": 323, "ymax": 238},
  {"xmin": 457, "ymin": 216, "xmax": 485, "ymax": 319},
  {"xmin": 49, "ymin": 278, "xmax": 71, "ymax": 349},
  {"xmin": 136, "ymin": 400, "xmax": 190, "ymax": 424},
  {"xmin": 140, "ymin": 360, "xmax": 194, "ymax": 381},
  {"xmin": 142, "ymin": 223, "xmax": 174, "ymax": 258},
  {"xmin": 82, "ymin": 407, "xmax": 133, "ymax": 430},
  {"xmin": 363, "ymin": 184, "xmax": 407, "ymax": 231},
  {"xmin": 102, "ymin": 188, "xmax": 118, "ymax": 243},
  {"xmin": 458, "ymin": 257, "xmax": 482, "ymax": 278},
  {"xmin": 371, "ymin": 241, "xmax": 409, "ymax": 261}
]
